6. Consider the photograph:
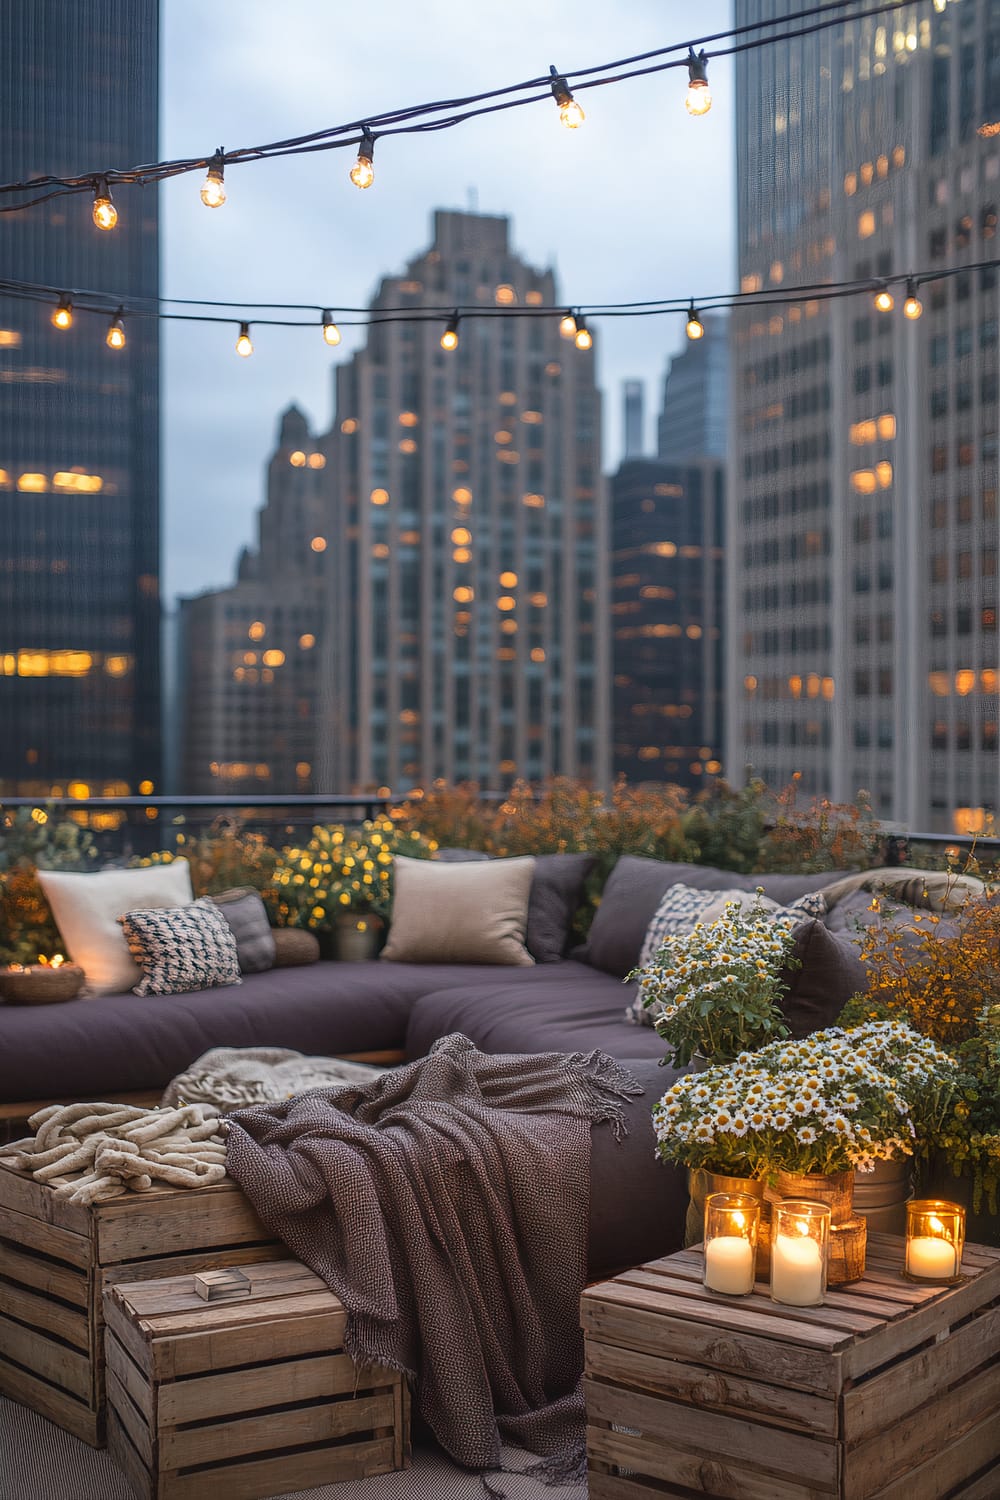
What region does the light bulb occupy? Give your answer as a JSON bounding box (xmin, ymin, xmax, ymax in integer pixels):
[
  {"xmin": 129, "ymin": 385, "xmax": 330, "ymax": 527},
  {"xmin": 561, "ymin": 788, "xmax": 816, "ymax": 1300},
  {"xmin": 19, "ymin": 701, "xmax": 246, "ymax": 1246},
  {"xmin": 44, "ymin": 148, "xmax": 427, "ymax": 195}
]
[
  {"xmin": 441, "ymin": 314, "xmax": 460, "ymax": 352},
  {"xmin": 574, "ymin": 317, "xmax": 593, "ymax": 351},
  {"xmin": 92, "ymin": 178, "xmax": 117, "ymax": 231},
  {"xmin": 350, "ymin": 130, "xmax": 375, "ymax": 189},
  {"xmin": 106, "ymin": 309, "xmax": 126, "ymax": 350},
  {"xmin": 685, "ymin": 303, "xmax": 705, "ymax": 340},
  {"xmin": 200, "ymin": 152, "xmax": 226, "ymax": 208},
  {"xmin": 559, "ymin": 311, "xmax": 577, "ymax": 339},
  {"xmin": 321, "ymin": 311, "xmax": 341, "ymax": 346},
  {"xmin": 549, "ymin": 66, "xmax": 584, "ymax": 129},
  {"xmin": 903, "ymin": 279, "xmax": 923, "ymax": 319},
  {"xmin": 235, "ymin": 322, "xmax": 253, "ymax": 357},
  {"xmin": 51, "ymin": 296, "xmax": 73, "ymax": 331},
  {"xmin": 874, "ymin": 286, "xmax": 894, "ymax": 312},
  {"xmin": 685, "ymin": 49, "xmax": 712, "ymax": 116}
]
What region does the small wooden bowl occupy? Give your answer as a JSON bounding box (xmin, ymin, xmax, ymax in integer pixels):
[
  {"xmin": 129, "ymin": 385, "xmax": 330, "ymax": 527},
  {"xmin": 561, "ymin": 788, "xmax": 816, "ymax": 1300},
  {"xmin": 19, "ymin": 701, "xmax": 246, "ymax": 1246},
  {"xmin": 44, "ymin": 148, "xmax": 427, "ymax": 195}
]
[{"xmin": 0, "ymin": 964, "xmax": 85, "ymax": 1004}]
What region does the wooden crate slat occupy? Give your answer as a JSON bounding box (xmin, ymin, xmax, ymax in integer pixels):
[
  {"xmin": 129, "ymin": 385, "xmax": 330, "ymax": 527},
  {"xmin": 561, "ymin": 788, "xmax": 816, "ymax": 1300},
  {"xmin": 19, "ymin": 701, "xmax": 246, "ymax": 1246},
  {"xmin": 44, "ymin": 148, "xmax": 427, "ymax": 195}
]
[
  {"xmin": 866, "ymin": 1404, "xmax": 1000, "ymax": 1500},
  {"xmin": 95, "ymin": 1184, "xmax": 271, "ymax": 1264},
  {"xmin": 106, "ymin": 1363, "xmax": 155, "ymax": 1469},
  {"xmin": 615, "ymin": 1267, "xmax": 895, "ymax": 1334},
  {"xmin": 108, "ymin": 1409, "xmax": 156, "ymax": 1500},
  {"xmin": 581, "ymin": 1299, "xmax": 841, "ymax": 1395},
  {"xmin": 840, "ymin": 1260, "xmax": 1000, "ymax": 1379},
  {"xmin": 106, "ymin": 1331, "xmax": 155, "ymax": 1425},
  {"xmin": 0, "ymin": 1350, "xmax": 100, "ymax": 1446},
  {"xmin": 842, "ymin": 1302, "xmax": 1000, "ymax": 1444},
  {"xmin": 0, "ymin": 1311, "xmax": 91, "ymax": 1398},
  {"xmin": 0, "ymin": 1238, "xmax": 89, "ymax": 1306},
  {"xmin": 950, "ymin": 1461, "xmax": 1000, "ymax": 1500},
  {"xmin": 159, "ymin": 1389, "xmax": 394, "ymax": 1469},
  {"xmin": 585, "ymin": 1376, "xmax": 839, "ymax": 1489},
  {"xmin": 158, "ymin": 1436, "xmax": 399, "ymax": 1500},
  {"xmin": 0, "ymin": 1164, "xmax": 92, "ymax": 1234},
  {"xmin": 115, "ymin": 1258, "xmax": 318, "ymax": 1316},
  {"xmin": 648, "ymin": 1254, "xmax": 915, "ymax": 1322},
  {"xmin": 584, "ymin": 1279, "xmax": 849, "ymax": 1349},
  {"xmin": 0, "ymin": 1275, "xmax": 90, "ymax": 1351},
  {"xmin": 585, "ymin": 1424, "xmax": 837, "ymax": 1500},
  {"xmin": 0, "ymin": 1202, "xmax": 90, "ymax": 1267},
  {"xmin": 155, "ymin": 1348, "xmax": 367, "ymax": 1426},
  {"xmin": 100, "ymin": 1243, "xmax": 289, "ymax": 1298},
  {"xmin": 585, "ymin": 1337, "xmax": 837, "ymax": 1438},
  {"xmin": 843, "ymin": 1359, "xmax": 1000, "ymax": 1500}
]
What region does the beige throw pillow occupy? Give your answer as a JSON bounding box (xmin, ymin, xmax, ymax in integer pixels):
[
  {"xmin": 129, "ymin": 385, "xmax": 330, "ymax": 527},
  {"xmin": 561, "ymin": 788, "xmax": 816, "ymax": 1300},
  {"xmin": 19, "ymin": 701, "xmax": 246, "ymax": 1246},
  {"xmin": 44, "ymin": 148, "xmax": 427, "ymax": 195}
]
[
  {"xmin": 381, "ymin": 854, "xmax": 536, "ymax": 966},
  {"xmin": 37, "ymin": 859, "xmax": 195, "ymax": 995}
]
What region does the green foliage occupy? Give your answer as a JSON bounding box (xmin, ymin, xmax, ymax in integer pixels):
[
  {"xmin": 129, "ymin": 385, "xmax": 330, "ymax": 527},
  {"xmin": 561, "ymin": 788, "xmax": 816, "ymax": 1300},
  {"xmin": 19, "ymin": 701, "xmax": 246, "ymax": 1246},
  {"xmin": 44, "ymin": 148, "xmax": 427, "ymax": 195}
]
[
  {"xmin": 268, "ymin": 819, "xmax": 437, "ymax": 929},
  {"xmin": 132, "ymin": 820, "xmax": 281, "ymax": 897},
  {"xmin": 0, "ymin": 807, "xmax": 99, "ymax": 963},
  {"xmin": 754, "ymin": 777, "xmax": 882, "ymax": 873},
  {"xmin": 680, "ymin": 778, "xmax": 771, "ymax": 875}
]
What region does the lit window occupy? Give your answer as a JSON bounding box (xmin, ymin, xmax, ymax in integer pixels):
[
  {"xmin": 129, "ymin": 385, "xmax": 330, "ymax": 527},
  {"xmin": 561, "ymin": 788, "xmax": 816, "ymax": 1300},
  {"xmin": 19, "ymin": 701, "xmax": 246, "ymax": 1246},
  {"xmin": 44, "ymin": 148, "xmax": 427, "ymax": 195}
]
[
  {"xmin": 262, "ymin": 649, "xmax": 285, "ymax": 666},
  {"xmin": 499, "ymin": 391, "xmax": 517, "ymax": 406},
  {"xmin": 452, "ymin": 487, "xmax": 472, "ymax": 505},
  {"xmin": 526, "ymin": 290, "xmax": 543, "ymax": 305},
  {"xmin": 248, "ymin": 621, "xmax": 265, "ymax": 640},
  {"xmin": 500, "ymin": 619, "xmax": 517, "ymax": 634},
  {"xmin": 530, "ymin": 647, "xmax": 546, "ymax": 662},
  {"xmin": 296, "ymin": 761, "xmax": 311, "ymax": 778},
  {"xmin": 453, "ymin": 548, "xmax": 471, "ymax": 563},
  {"xmin": 877, "ymin": 413, "xmax": 896, "ymax": 440},
  {"xmin": 860, "ymin": 161, "xmax": 874, "ymax": 185},
  {"xmin": 399, "ymin": 411, "xmax": 419, "ymax": 427},
  {"xmin": 529, "ymin": 592, "xmax": 548, "ymax": 607},
  {"xmin": 494, "ymin": 430, "xmax": 512, "ymax": 445},
  {"xmin": 138, "ymin": 779, "xmax": 154, "ymax": 795},
  {"xmin": 310, "ymin": 536, "xmax": 327, "ymax": 552},
  {"xmin": 0, "ymin": 330, "xmax": 21, "ymax": 347},
  {"xmin": 769, "ymin": 260, "xmax": 784, "ymax": 284},
  {"xmin": 17, "ymin": 473, "xmax": 48, "ymax": 492},
  {"xmin": 875, "ymin": 461, "xmax": 893, "ymax": 488},
  {"xmin": 495, "ymin": 285, "xmax": 516, "ymax": 305},
  {"xmin": 451, "ymin": 527, "xmax": 471, "ymax": 544},
  {"xmin": 453, "ymin": 586, "xmax": 474, "ymax": 603},
  {"xmin": 308, "ymin": 453, "xmax": 326, "ymax": 469},
  {"xmin": 399, "ymin": 438, "xmax": 417, "ymax": 454},
  {"xmin": 499, "ymin": 571, "xmax": 518, "ymax": 587},
  {"xmin": 858, "ymin": 210, "xmax": 876, "ymax": 239},
  {"xmin": 298, "ymin": 633, "xmax": 316, "ymax": 649},
  {"xmin": 522, "ymin": 493, "xmax": 544, "ymax": 508},
  {"xmin": 497, "ymin": 596, "xmax": 516, "ymax": 611},
  {"xmin": 340, "ymin": 418, "xmax": 358, "ymax": 434},
  {"xmin": 520, "ymin": 410, "xmax": 543, "ymax": 425},
  {"xmin": 844, "ymin": 172, "xmax": 857, "ymax": 196},
  {"xmin": 851, "ymin": 469, "xmax": 877, "ymax": 494},
  {"xmin": 370, "ymin": 488, "xmax": 389, "ymax": 505},
  {"xmin": 289, "ymin": 451, "xmax": 306, "ymax": 467},
  {"xmin": 372, "ymin": 543, "xmax": 390, "ymax": 559},
  {"xmin": 243, "ymin": 651, "xmax": 258, "ymax": 666},
  {"xmin": 544, "ymin": 362, "xmax": 561, "ymax": 377}
]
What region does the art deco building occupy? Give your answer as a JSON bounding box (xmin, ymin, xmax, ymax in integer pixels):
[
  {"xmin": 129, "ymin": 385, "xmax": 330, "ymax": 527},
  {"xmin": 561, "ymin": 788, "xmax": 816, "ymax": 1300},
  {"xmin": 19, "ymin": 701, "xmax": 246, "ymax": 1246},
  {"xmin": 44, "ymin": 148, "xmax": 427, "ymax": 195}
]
[
  {"xmin": 0, "ymin": 0, "xmax": 161, "ymax": 797},
  {"xmin": 731, "ymin": 0, "xmax": 1000, "ymax": 831},
  {"xmin": 611, "ymin": 459, "xmax": 725, "ymax": 790},
  {"xmin": 314, "ymin": 210, "xmax": 610, "ymax": 792},
  {"xmin": 176, "ymin": 408, "xmax": 329, "ymax": 795}
]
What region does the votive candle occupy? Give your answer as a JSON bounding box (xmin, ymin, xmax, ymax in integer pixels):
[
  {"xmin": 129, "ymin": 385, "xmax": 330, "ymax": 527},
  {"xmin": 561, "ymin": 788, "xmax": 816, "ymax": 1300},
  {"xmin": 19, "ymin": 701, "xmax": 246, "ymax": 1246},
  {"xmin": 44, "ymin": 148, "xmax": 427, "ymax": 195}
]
[
  {"xmin": 703, "ymin": 1192, "xmax": 760, "ymax": 1297},
  {"xmin": 904, "ymin": 1199, "xmax": 965, "ymax": 1284},
  {"xmin": 770, "ymin": 1200, "xmax": 830, "ymax": 1307}
]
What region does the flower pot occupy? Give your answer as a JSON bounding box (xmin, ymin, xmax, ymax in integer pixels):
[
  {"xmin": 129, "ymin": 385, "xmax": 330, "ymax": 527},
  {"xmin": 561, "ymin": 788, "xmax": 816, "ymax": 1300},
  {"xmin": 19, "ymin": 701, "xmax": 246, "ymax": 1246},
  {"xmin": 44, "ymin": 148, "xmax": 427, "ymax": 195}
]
[
  {"xmin": 853, "ymin": 1157, "xmax": 912, "ymax": 1235},
  {"xmin": 766, "ymin": 1168, "xmax": 866, "ymax": 1284},
  {"xmin": 685, "ymin": 1168, "xmax": 764, "ymax": 1250},
  {"xmin": 332, "ymin": 913, "xmax": 384, "ymax": 962}
]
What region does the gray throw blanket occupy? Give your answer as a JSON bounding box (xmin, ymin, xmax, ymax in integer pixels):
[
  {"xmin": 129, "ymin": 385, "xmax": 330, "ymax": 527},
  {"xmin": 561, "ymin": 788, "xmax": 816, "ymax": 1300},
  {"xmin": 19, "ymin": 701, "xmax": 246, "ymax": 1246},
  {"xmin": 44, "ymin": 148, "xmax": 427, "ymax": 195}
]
[{"xmin": 225, "ymin": 1033, "xmax": 641, "ymax": 1483}]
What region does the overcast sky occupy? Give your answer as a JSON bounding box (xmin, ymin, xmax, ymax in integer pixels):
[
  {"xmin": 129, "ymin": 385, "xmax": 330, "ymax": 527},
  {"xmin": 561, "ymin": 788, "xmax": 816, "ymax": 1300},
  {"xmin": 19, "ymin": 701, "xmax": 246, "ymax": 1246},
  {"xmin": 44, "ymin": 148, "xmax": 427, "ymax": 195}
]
[{"xmin": 161, "ymin": 0, "xmax": 734, "ymax": 604}]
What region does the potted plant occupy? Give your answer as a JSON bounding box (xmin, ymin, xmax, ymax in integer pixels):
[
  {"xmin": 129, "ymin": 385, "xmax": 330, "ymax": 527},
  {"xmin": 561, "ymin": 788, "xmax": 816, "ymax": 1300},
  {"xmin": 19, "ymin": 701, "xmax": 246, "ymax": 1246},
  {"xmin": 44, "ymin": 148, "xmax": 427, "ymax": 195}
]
[
  {"xmin": 267, "ymin": 818, "xmax": 437, "ymax": 958},
  {"xmin": 631, "ymin": 894, "xmax": 798, "ymax": 1069}
]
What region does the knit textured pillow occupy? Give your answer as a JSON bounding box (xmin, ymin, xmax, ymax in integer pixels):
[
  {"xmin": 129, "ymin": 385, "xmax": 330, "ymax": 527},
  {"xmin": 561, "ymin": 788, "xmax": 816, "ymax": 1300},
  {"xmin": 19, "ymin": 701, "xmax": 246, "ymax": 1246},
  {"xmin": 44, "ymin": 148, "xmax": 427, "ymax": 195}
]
[
  {"xmin": 625, "ymin": 884, "xmax": 828, "ymax": 1027},
  {"xmin": 118, "ymin": 899, "xmax": 242, "ymax": 997}
]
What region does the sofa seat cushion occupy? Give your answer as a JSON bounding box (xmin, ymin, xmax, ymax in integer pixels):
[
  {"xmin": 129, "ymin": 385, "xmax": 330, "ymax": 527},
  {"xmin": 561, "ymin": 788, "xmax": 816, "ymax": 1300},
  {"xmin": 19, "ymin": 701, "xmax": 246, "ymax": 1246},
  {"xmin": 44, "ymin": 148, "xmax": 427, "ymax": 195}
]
[
  {"xmin": 0, "ymin": 963, "xmax": 456, "ymax": 1105},
  {"xmin": 403, "ymin": 960, "xmax": 666, "ymax": 1063}
]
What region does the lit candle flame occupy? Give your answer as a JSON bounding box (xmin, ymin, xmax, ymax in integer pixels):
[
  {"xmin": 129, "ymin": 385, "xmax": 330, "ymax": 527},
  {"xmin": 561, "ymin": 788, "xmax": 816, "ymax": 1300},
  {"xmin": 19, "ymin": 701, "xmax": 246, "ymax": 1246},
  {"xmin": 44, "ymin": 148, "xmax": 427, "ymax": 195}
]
[
  {"xmin": 929, "ymin": 1215, "xmax": 946, "ymax": 1235},
  {"xmin": 795, "ymin": 1218, "xmax": 810, "ymax": 1237},
  {"xmin": 50, "ymin": 954, "xmax": 65, "ymax": 968},
  {"xmin": 731, "ymin": 1211, "xmax": 746, "ymax": 1231}
]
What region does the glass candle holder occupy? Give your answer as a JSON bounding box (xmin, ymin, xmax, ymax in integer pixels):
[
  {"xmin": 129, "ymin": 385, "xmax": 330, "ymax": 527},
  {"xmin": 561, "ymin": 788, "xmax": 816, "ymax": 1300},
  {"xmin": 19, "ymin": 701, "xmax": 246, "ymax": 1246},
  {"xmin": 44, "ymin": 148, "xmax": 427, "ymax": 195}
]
[
  {"xmin": 703, "ymin": 1192, "xmax": 760, "ymax": 1296},
  {"xmin": 770, "ymin": 1200, "xmax": 830, "ymax": 1307},
  {"xmin": 903, "ymin": 1199, "xmax": 965, "ymax": 1284}
]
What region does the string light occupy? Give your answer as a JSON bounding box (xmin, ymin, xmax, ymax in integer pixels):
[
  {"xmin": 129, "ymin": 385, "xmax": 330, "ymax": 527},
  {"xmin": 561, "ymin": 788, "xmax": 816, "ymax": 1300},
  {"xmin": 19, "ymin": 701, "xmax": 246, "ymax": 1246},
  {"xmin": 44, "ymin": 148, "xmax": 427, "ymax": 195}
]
[
  {"xmin": 903, "ymin": 278, "xmax": 923, "ymax": 319},
  {"xmin": 685, "ymin": 49, "xmax": 712, "ymax": 116},
  {"xmin": 200, "ymin": 150, "xmax": 226, "ymax": 208},
  {"xmin": 51, "ymin": 296, "xmax": 73, "ymax": 331},
  {"xmin": 321, "ymin": 310, "xmax": 341, "ymax": 346},
  {"xmin": 235, "ymin": 321, "xmax": 253, "ymax": 357},
  {"xmin": 350, "ymin": 129, "xmax": 375, "ymax": 189},
  {"xmin": 92, "ymin": 177, "xmax": 117, "ymax": 231},
  {"xmin": 574, "ymin": 316, "xmax": 593, "ymax": 350},
  {"xmin": 559, "ymin": 310, "xmax": 578, "ymax": 339},
  {"xmin": 874, "ymin": 284, "xmax": 894, "ymax": 312},
  {"xmin": 685, "ymin": 302, "xmax": 705, "ymax": 340},
  {"xmin": 440, "ymin": 312, "xmax": 460, "ymax": 352},
  {"xmin": 105, "ymin": 308, "xmax": 126, "ymax": 350},
  {"xmin": 549, "ymin": 66, "xmax": 585, "ymax": 129}
]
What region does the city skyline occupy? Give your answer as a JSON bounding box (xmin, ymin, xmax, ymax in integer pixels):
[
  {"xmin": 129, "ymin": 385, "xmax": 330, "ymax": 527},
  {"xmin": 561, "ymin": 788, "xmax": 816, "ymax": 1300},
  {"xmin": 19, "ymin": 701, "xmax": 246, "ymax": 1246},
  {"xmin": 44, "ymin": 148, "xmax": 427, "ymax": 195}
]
[{"xmin": 159, "ymin": 0, "xmax": 734, "ymax": 602}]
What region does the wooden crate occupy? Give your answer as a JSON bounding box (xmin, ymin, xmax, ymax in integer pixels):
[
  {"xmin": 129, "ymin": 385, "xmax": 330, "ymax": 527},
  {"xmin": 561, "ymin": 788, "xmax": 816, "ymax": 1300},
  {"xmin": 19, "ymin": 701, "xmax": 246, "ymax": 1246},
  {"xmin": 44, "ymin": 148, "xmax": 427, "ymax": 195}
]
[
  {"xmin": 0, "ymin": 1158, "xmax": 282, "ymax": 1446},
  {"xmin": 582, "ymin": 1231, "xmax": 1000, "ymax": 1500},
  {"xmin": 104, "ymin": 1260, "xmax": 410, "ymax": 1500}
]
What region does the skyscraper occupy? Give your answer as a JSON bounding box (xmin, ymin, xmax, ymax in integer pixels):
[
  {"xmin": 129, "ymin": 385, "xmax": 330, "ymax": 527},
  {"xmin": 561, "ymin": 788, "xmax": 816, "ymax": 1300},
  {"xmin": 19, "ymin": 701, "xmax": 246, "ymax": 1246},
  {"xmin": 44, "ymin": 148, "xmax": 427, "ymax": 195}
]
[
  {"xmin": 177, "ymin": 408, "xmax": 329, "ymax": 795},
  {"xmin": 731, "ymin": 0, "xmax": 1000, "ymax": 832},
  {"xmin": 657, "ymin": 314, "xmax": 730, "ymax": 464},
  {"xmin": 0, "ymin": 1, "xmax": 161, "ymax": 798},
  {"xmin": 315, "ymin": 210, "xmax": 610, "ymax": 792},
  {"xmin": 623, "ymin": 380, "xmax": 646, "ymax": 459}
]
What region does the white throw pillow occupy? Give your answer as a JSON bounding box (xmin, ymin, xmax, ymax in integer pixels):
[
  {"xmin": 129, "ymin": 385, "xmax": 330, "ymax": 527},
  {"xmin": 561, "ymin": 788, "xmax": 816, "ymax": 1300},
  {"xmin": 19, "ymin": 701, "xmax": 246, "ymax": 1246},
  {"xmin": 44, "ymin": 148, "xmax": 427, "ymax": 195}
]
[
  {"xmin": 381, "ymin": 854, "xmax": 536, "ymax": 966},
  {"xmin": 37, "ymin": 859, "xmax": 195, "ymax": 995}
]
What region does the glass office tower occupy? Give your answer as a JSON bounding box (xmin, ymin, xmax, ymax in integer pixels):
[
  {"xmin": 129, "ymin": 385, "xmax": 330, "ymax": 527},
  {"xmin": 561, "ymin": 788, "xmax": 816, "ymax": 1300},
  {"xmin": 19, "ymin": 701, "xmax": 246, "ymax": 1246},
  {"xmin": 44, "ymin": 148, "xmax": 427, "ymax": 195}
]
[{"xmin": 0, "ymin": 0, "xmax": 161, "ymax": 797}]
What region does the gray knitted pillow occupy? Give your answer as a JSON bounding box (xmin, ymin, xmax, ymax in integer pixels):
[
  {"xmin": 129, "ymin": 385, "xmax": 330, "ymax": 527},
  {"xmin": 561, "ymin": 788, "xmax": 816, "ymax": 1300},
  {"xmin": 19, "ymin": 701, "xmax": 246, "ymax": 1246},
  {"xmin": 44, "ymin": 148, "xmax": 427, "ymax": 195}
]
[{"xmin": 118, "ymin": 899, "xmax": 242, "ymax": 997}]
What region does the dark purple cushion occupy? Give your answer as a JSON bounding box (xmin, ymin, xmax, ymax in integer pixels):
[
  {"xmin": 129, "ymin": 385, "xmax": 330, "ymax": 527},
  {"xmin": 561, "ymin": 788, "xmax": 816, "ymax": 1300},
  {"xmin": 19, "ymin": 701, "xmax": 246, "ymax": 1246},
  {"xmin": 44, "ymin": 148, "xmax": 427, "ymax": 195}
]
[
  {"xmin": 578, "ymin": 856, "xmax": 846, "ymax": 979},
  {"xmin": 780, "ymin": 919, "xmax": 868, "ymax": 1038},
  {"xmin": 434, "ymin": 850, "xmax": 596, "ymax": 963}
]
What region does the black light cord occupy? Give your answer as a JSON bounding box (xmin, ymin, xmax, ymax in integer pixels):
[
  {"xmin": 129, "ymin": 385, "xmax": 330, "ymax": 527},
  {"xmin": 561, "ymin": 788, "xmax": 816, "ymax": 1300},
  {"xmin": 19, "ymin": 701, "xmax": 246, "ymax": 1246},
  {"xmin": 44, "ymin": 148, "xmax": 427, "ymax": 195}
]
[
  {"xmin": 0, "ymin": 0, "xmax": 933, "ymax": 212},
  {"xmin": 0, "ymin": 252, "xmax": 993, "ymax": 334}
]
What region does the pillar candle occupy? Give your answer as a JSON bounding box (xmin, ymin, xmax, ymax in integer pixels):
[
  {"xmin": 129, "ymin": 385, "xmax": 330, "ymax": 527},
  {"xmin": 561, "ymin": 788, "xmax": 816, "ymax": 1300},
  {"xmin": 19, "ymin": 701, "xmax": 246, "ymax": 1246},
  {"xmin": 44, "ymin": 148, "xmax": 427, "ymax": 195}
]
[
  {"xmin": 906, "ymin": 1235, "xmax": 957, "ymax": 1280},
  {"xmin": 771, "ymin": 1232, "xmax": 824, "ymax": 1305},
  {"xmin": 704, "ymin": 1235, "xmax": 755, "ymax": 1295}
]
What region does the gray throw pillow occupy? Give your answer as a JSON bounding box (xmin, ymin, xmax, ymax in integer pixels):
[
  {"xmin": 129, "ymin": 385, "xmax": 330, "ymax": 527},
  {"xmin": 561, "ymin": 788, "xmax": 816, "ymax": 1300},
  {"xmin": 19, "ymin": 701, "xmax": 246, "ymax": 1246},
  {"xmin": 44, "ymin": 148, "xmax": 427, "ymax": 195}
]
[
  {"xmin": 435, "ymin": 849, "xmax": 596, "ymax": 963},
  {"xmin": 208, "ymin": 888, "xmax": 276, "ymax": 974}
]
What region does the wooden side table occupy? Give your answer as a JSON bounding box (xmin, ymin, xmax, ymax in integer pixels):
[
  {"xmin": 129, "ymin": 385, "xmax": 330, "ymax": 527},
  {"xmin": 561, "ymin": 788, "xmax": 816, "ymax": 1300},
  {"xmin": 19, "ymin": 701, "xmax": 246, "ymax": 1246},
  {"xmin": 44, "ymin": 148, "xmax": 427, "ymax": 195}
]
[{"xmin": 581, "ymin": 1231, "xmax": 1000, "ymax": 1500}]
